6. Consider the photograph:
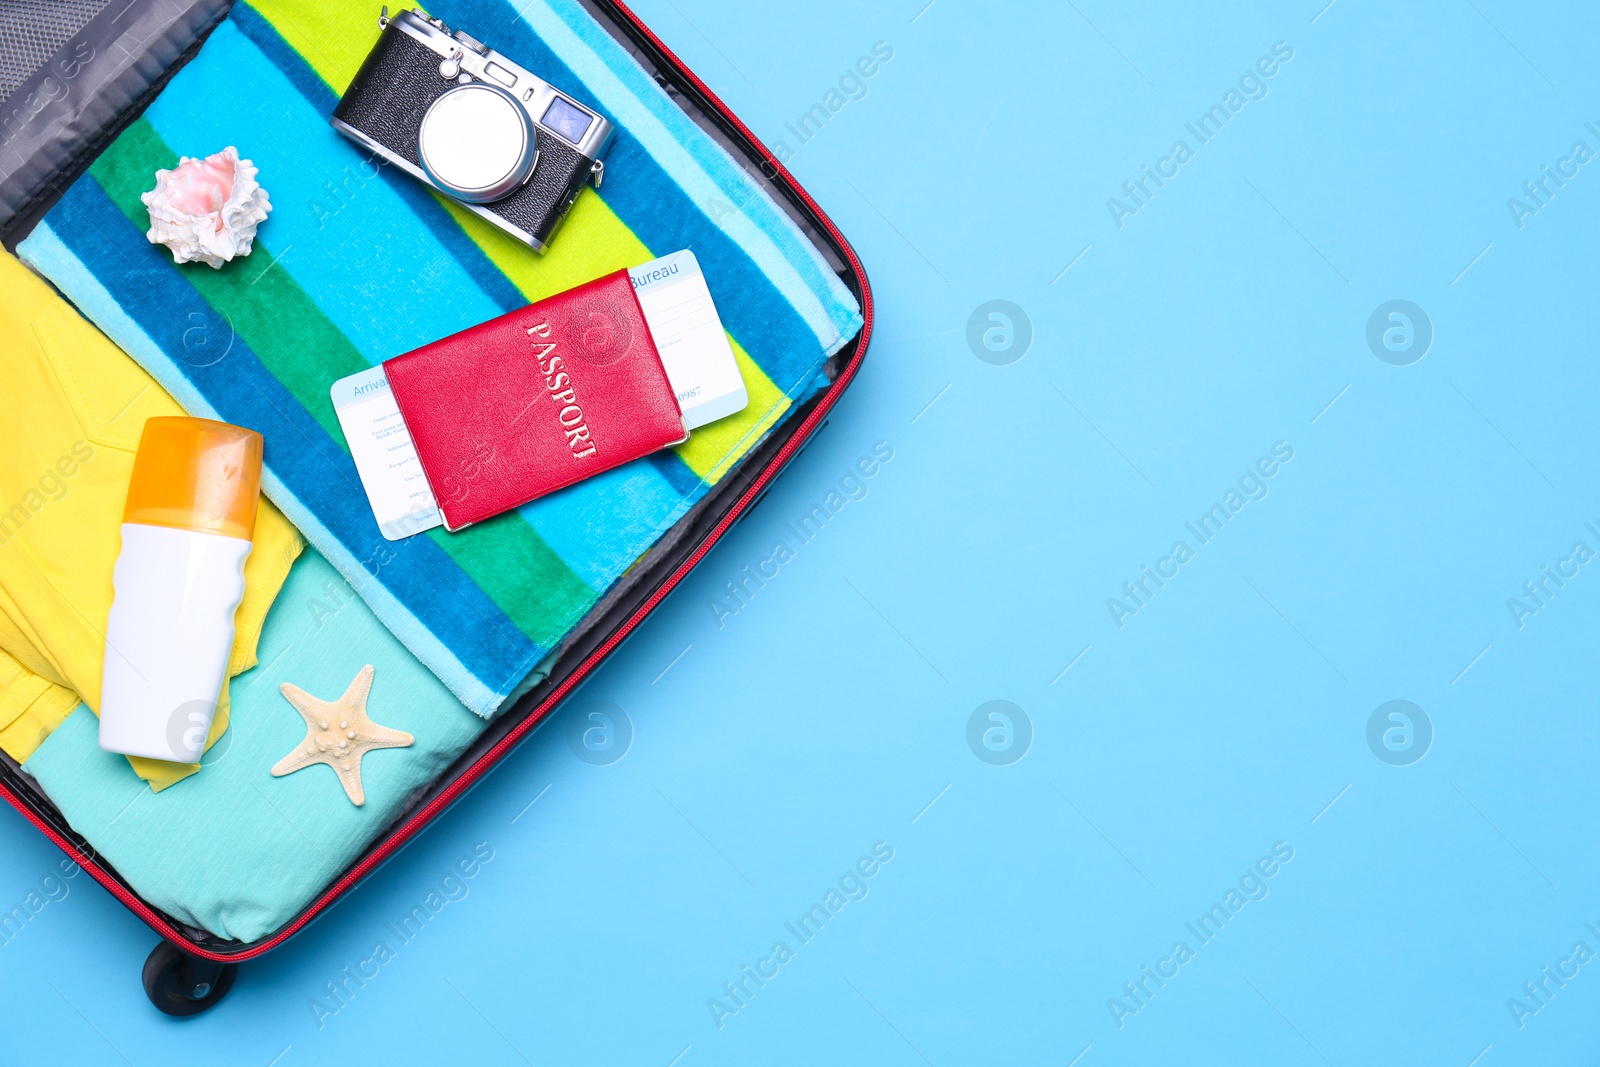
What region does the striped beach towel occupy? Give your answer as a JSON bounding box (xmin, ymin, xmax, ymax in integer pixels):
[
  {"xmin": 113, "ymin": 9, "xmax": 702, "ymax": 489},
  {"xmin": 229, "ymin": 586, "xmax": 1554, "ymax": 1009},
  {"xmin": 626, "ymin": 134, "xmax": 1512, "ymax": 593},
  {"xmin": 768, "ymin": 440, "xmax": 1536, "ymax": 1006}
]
[{"xmin": 19, "ymin": 0, "xmax": 862, "ymax": 716}]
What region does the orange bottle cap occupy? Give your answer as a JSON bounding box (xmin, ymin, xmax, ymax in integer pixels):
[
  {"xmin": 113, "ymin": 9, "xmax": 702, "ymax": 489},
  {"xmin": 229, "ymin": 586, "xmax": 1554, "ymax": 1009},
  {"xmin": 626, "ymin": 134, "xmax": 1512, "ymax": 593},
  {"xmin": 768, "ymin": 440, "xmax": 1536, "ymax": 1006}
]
[{"xmin": 122, "ymin": 417, "xmax": 263, "ymax": 540}]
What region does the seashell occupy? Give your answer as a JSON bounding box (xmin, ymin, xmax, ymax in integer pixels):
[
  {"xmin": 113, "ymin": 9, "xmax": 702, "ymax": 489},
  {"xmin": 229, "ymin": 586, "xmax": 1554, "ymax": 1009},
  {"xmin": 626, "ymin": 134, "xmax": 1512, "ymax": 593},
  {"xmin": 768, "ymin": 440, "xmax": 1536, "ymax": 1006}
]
[{"xmin": 141, "ymin": 146, "xmax": 271, "ymax": 269}]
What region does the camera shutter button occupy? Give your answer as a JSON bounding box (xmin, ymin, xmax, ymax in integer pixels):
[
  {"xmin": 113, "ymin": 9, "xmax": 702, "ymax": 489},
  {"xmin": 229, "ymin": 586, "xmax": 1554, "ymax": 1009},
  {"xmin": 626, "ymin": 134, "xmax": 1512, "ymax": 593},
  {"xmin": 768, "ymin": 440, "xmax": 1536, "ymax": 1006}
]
[{"xmin": 417, "ymin": 83, "xmax": 538, "ymax": 204}]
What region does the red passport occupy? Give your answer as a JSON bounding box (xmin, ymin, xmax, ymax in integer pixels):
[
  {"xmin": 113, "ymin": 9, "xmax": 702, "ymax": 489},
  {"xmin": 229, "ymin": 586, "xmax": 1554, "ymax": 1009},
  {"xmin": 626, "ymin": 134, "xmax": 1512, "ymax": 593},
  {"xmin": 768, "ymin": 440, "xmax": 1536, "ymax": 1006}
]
[{"xmin": 384, "ymin": 269, "xmax": 688, "ymax": 530}]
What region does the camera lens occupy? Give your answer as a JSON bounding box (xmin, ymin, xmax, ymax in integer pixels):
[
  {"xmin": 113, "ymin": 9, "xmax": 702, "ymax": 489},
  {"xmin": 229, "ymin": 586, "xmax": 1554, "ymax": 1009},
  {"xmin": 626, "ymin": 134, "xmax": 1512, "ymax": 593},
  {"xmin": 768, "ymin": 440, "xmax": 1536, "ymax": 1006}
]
[{"xmin": 417, "ymin": 84, "xmax": 537, "ymax": 203}]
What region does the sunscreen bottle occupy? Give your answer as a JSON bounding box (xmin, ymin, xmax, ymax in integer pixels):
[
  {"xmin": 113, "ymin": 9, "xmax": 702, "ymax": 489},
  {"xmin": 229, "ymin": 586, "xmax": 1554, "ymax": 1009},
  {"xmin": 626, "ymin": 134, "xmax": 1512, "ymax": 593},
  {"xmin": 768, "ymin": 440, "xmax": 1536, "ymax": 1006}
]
[{"xmin": 99, "ymin": 417, "xmax": 262, "ymax": 763}]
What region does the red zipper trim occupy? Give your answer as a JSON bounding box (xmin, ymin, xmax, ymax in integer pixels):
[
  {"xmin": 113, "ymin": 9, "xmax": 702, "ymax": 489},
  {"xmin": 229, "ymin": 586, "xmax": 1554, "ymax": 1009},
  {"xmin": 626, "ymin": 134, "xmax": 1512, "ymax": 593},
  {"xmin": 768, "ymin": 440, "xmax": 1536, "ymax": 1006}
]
[{"xmin": 0, "ymin": 1, "xmax": 873, "ymax": 963}]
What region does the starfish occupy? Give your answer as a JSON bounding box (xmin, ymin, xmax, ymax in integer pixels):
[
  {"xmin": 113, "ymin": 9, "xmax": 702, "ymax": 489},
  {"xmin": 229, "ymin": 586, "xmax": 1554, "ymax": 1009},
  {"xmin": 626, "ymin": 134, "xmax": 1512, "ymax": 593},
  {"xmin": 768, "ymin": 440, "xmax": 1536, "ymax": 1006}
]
[{"xmin": 270, "ymin": 665, "xmax": 413, "ymax": 806}]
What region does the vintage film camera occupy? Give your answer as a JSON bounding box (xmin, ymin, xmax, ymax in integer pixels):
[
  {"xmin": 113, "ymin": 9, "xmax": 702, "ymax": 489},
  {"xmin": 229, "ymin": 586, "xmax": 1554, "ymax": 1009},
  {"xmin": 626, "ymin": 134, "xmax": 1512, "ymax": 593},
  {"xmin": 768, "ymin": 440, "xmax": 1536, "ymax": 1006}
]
[{"xmin": 332, "ymin": 7, "xmax": 614, "ymax": 251}]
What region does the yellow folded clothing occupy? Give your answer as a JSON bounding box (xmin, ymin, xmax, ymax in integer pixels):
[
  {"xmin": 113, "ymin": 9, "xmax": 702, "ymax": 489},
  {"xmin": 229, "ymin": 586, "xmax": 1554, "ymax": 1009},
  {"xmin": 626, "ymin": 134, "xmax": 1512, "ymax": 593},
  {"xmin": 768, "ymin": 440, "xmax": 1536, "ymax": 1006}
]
[
  {"xmin": 0, "ymin": 250, "xmax": 303, "ymax": 790},
  {"xmin": 0, "ymin": 643, "xmax": 79, "ymax": 761}
]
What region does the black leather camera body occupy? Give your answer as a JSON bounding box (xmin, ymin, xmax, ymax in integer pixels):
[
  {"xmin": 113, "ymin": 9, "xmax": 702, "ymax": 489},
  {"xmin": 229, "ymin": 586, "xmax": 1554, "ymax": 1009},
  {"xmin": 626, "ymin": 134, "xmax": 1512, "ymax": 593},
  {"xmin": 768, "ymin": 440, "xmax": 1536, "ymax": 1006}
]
[{"xmin": 331, "ymin": 7, "xmax": 614, "ymax": 252}]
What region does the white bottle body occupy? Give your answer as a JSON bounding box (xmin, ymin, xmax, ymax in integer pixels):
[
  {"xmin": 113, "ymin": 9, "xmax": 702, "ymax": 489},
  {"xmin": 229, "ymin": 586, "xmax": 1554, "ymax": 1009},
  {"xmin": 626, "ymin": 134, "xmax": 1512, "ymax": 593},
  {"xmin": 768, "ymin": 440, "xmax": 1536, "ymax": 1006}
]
[{"xmin": 98, "ymin": 522, "xmax": 251, "ymax": 763}]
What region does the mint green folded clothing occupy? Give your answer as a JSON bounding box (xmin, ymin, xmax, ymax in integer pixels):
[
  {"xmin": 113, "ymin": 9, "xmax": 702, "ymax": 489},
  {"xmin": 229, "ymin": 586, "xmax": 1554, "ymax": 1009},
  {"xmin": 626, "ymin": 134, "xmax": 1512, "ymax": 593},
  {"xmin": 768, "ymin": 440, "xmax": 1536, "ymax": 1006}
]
[{"xmin": 23, "ymin": 550, "xmax": 489, "ymax": 942}]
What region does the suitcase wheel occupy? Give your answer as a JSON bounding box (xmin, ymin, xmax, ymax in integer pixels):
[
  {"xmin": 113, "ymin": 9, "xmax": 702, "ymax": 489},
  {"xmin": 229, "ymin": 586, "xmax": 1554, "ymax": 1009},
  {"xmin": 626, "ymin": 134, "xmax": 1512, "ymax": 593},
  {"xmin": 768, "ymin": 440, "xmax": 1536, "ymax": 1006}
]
[{"xmin": 142, "ymin": 940, "xmax": 238, "ymax": 1016}]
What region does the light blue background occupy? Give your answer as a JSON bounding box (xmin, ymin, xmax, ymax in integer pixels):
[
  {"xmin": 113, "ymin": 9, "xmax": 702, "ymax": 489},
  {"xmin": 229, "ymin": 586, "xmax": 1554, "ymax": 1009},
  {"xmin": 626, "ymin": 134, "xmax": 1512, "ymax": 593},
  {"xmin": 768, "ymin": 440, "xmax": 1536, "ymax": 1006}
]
[{"xmin": 3, "ymin": 0, "xmax": 1599, "ymax": 1062}]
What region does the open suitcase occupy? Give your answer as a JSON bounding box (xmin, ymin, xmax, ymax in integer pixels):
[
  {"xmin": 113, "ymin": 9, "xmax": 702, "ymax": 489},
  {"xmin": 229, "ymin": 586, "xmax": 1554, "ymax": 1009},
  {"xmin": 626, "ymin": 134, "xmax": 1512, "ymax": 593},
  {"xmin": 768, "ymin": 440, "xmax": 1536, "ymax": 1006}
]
[{"xmin": 0, "ymin": 0, "xmax": 870, "ymax": 1013}]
